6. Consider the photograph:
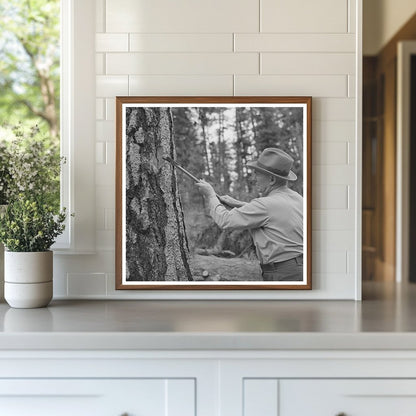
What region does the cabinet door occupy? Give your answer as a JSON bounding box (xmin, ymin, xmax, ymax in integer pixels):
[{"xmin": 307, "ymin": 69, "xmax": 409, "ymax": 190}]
[
  {"xmin": 280, "ymin": 379, "xmax": 416, "ymax": 416},
  {"xmin": 0, "ymin": 379, "xmax": 195, "ymax": 416}
]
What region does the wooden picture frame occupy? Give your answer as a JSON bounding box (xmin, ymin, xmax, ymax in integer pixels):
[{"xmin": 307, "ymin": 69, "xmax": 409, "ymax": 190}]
[{"xmin": 116, "ymin": 97, "xmax": 312, "ymax": 290}]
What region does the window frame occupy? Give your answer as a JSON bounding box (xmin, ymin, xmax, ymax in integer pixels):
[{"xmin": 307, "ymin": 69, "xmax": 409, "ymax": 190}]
[{"xmin": 53, "ymin": 0, "xmax": 95, "ymax": 253}]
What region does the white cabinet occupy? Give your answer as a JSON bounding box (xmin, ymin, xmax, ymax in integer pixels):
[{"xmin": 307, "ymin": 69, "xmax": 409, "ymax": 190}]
[
  {"xmin": 0, "ymin": 379, "xmax": 195, "ymax": 416},
  {"xmin": 1, "ymin": 350, "xmax": 416, "ymax": 415},
  {"xmin": 280, "ymin": 380, "xmax": 416, "ymax": 416}
]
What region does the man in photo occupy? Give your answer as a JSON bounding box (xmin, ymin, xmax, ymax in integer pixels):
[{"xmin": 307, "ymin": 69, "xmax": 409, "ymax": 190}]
[{"xmin": 196, "ymin": 147, "xmax": 303, "ymax": 282}]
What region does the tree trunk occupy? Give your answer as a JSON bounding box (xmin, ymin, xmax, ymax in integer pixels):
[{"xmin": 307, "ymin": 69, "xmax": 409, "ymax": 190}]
[
  {"xmin": 125, "ymin": 107, "xmax": 193, "ymax": 281},
  {"xmin": 197, "ymin": 108, "xmax": 212, "ymax": 178},
  {"xmin": 235, "ymin": 108, "xmax": 245, "ymax": 191}
]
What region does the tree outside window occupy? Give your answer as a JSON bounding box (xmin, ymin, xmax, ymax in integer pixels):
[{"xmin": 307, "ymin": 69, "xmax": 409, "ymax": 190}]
[{"xmin": 0, "ymin": 0, "xmax": 60, "ymax": 209}]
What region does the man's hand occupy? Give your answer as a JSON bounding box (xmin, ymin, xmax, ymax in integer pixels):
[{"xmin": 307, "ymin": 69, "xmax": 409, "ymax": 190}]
[
  {"xmin": 195, "ymin": 180, "xmax": 216, "ymax": 199},
  {"xmin": 218, "ymin": 195, "xmax": 246, "ymax": 208}
]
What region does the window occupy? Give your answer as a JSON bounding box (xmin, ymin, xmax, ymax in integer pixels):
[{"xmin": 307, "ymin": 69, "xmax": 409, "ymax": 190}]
[{"xmin": 0, "ymin": 0, "xmax": 96, "ymax": 251}]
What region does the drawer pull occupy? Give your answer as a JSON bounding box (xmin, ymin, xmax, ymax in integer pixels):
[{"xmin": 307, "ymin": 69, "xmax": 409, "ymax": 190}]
[{"xmin": 336, "ymin": 413, "xmax": 347, "ymax": 416}]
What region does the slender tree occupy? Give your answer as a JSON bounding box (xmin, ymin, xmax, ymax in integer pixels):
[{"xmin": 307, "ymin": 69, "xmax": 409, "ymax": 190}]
[
  {"xmin": 0, "ymin": 0, "xmax": 60, "ymax": 139},
  {"xmin": 197, "ymin": 108, "xmax": 212, "ymax": 178},
  {"xmin": 235, "ymin": 108, "xmax": 254, "ymax": 193},
  {"xmin": 171, "ymin": 107, "xmax": 205, "ymax": 205},
  {"xmin": 125, "ymin": 107, "xmax": 193, "ymax": 281}
]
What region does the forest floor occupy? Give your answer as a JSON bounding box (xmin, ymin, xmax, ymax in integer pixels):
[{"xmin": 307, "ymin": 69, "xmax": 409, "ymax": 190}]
[{"xmin": 191, "ymin": 254, "xmax": 262, "ymax": 282}]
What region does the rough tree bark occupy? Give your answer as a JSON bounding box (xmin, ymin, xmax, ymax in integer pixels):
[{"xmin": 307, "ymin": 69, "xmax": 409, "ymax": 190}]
[{"xmin": 125, "ymin": 107, "xmax": 193, "ymax": 281}]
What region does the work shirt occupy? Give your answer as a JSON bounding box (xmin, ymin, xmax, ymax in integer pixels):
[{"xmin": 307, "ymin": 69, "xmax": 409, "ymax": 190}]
[{"xmin": 206, "ymin": 187, "xmax": 303, "ymax": 265}]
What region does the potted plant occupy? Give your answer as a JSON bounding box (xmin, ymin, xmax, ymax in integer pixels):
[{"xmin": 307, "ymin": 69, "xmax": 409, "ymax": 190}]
[
  {"xmin": 0, "ymin": 124, "xmax": 65, "ymax": 308},
  {"xmin": 0, "ymin": 139, "xmax": 12, "ymax": 300},
  {"xmin": 0, "ymin": 197, "xmax": 66, "ymax": 308}
]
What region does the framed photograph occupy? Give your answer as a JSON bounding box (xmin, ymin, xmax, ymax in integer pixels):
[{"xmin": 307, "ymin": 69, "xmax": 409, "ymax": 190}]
[{"xmin": 116, "ymin": 97, "xmax": 311, "ymax": 290}]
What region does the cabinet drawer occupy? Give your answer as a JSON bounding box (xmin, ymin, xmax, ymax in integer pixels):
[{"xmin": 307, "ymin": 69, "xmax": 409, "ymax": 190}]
[
  {"xmin": 280, "ymin": 379, "xmax": 416, "ymax": 416},
  {"xmin": 0, "ymin": 379, "xmax": 195, "ymax": 416}
]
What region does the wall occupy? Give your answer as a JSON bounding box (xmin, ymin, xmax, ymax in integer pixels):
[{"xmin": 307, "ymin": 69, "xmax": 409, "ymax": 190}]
[
  {"xmin": 364, "ymin": 0, "xmax": 416, "ymax": 55},
  {"xmin": 54, "ymin": 0, "xmax": 360, "ymax": 300}
]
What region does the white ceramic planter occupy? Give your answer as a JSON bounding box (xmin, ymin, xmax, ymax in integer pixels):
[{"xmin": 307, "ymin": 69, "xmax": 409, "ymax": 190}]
[{"xmin": 4, "ymin": 251, "xmax": 53, "ymax": 308}]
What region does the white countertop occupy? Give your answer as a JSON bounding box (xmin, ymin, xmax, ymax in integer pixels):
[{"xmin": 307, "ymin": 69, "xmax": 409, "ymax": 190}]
[{"xmin": 1, "ymin": 282, "xmax": 416, "ymax": 350}]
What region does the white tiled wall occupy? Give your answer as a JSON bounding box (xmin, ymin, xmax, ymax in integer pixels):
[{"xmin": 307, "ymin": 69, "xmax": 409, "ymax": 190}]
[{"xmin": 55, "ymin": 0, "xmax": 360, "ymax": 300}]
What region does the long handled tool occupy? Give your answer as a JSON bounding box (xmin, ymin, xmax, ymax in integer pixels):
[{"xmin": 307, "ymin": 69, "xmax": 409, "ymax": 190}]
[{"xmin": 163, "ymin": 156, "xmax": 223, "ymax": 200}]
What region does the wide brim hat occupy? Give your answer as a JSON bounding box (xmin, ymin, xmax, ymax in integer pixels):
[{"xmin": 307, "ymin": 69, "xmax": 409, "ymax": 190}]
[{"xmin": 247, "ymin": 148, "xmax": 297, "ymax": 181}]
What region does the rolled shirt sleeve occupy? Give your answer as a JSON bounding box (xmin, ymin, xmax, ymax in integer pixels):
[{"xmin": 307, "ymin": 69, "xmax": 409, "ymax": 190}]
[{"xmin": 206, "ymin": 196, "xmax": 269, "ymax": 230}]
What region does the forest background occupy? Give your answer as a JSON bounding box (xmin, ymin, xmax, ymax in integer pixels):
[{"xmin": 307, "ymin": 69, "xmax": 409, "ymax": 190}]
[
  {"xmin": 0, "ymin": 0, "xmax": 60, "ymax": 208},
  {"xmin": 171, "ymin": 105, "xmax": 304, "ymax": 272}
]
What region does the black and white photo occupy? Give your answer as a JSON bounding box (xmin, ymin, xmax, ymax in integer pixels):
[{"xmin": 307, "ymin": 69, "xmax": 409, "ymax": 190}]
[{"xmin": 116, "ymin": 97, "xmax": 311, "ymax": 290}]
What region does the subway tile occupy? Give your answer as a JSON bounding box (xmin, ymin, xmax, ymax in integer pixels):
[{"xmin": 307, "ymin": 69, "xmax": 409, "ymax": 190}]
[
  {"xmin": 312, "ymin": 251, "xmax": 347, "ymax": 274},
  {"xmin": 313, "ymin": 185, "xmax": 348, "ymax": 209},
  {"xmin": 348, "ymin": 75, "xmax": 356, "ymax": 97},
  {"xmin": 106, "ymin": 273, "xmax": 116, "ymax": 295},
  {"xmin": 129, "ymin": 75, "xmax": 233, "ymax": 96},
  {"xmin": 347, "ymin": 250, "xmax": 355, "ymax": 274},
  {"xmin": 262, "ymin": 53, "xmax": 355, "ymax": 75},
  {"xmin": 106, "ymin": 142, "xmax": 116, "ymax": 165},
  {"xmin": 96, "ymin": 121, "xmax": 116, "ymax": 142},
  {"xmin": 262, "ymin": 0, "xmax": 348, "ymax": 33},
  {"xmin": 107, "ymin": 53, "xmax": 259, "ymax": 75},
  {"xmin": 96, "ymin": 207, "xmax": 106, "ymax": 231},
  {"xmin": 96, "ymin": 76, "xmax": 128, "ymax": 97},
  {"xmin": 52, "ymin": 269, "xmax": 67, "ymax": 297},
  {"xmin": 96, "ymin": 186, "xmax": 115, "ymax": 209},
  {"xmin": 313, "ymin": 230, "xmax": 355, "ymax": 251},
  {"xmin": 313, "ymin": 120, "xmax": 355, "ymax": 141},
  {"xmin": 67, "ymin": 273, "xmax": 106, "ymax": 296},
  {"xmin": 96, "ymin": 53, "xmax": 105, "ymax": 75},
  {"xmin": 349, "ymin": 0, "xmax": 357, "ymax": 34},
  {"xmin": 54, "ymin": 252, "xmax": 115, "ymax": 274},
  {"xmin": 235, "ymin": 34, "xmax": 356, "ymax": 52},
  {"xmin": 312, "ymin": 98, "xmax": 355, "ymax": 120},
  {"xmin": 348, "ymin": 141, "xmax": 356, "ymax": 164},
  {"xmin": 106, "ymin": 98, "xmax": 116, "ymax": 121},
  {"xmin": 96, "ymin": 0, "xmax": 105, "ymax": 32},
  {"xmin": 235, "ymin": 75, "xmax": 347, "ymax": 97},
  {"xmin": 348, "ymin": 185, "xmax": 355, "ymax": 210},
  {"xmin": 96, "ymin": 142, "xmax": 106, "ymax": 164},
  {"xmin": 105, "ymin": 208, "xmax": 116, "ymax": 230},
  {"xmin": 96, "ymin": 164, "xmax": 115, "ymax": 186},
  {"xmin": 130, "ymin": 34, "xmax": 233, "ymax": 52},
  {"xmin": 314, "ymin": 273, "xmax": 355, "ymax": 298},
  {"xmin": 96, "ymin": 98, "xmax": 105, "ymax": 120},
  {"xmin": 96, "ymin": 230, "xmax": 116, "ymax": 251},
  {"xmin": 312, "ymin": 210, "xmax": 354, "ymax": 230},
  {"xmin": 96, "ymin": 34, "xmax": 129, "ymax": 52},
  {"xmin": 107, "ymin": 273, "xmax": 116, "ymax": 296},
  {"xmin": 106, "ymin": 0, "xmax": 259, "ymax": 33},
  {"xmin": 313, "ymin": 142, "xmax": 348, "ymax": 165},
  {"xmin": 312, "ymin": 165, "xmax": 355, "ymax": 185}
]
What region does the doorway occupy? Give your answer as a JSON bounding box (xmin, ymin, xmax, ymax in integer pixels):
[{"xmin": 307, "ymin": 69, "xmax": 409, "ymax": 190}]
[
  {"xmin": 396, "ymin": 41, "xmax": 416, "ymax": 283},
  {"xmin": 362, "ymin": 11, "xmax": 416, "ymax": 282}
]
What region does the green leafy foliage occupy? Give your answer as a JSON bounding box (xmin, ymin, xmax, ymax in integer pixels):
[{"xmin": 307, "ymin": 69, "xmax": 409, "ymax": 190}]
[
  {"xmin": 0, "ymin": 141, "xmax": 12, "ymax": 205},
  {"xmin": 0, "ymin": 0, "xmax": 60, "ymax": 139},
  {"xmin": 0, "ymin": 196, "xmax": 66, "ymax": 252},
  {"xmin": 0, "ymin": 123, "xmax": 65, "ymax": 252},
  {"xmin": 0, "ymin": 124, "xmax": 61, "ymax": 210}
]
